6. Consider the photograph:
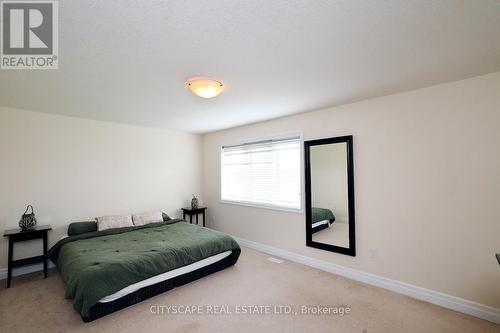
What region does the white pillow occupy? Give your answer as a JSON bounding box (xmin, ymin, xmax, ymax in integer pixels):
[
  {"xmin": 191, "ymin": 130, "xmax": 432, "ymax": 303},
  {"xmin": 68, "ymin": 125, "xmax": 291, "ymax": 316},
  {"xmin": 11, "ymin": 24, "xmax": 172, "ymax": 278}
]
[
  {"xmin": 96, "ymin": 214, "xmax": 133, "ymax": 231},
  {"xmin": 132, "ymin": 211, "xmax": 163, "ymax": 226}
]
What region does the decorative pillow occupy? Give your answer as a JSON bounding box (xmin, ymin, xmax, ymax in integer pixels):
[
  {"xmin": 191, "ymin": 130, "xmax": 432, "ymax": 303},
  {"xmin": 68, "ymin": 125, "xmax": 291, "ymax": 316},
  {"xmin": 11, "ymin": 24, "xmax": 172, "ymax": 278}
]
[
  {"xmin": 68, "ymin": 221, "xmax": 97, "ymax": 236},
  {"xmin": 132, "ymin": 211, "xmax": 163, "ymax": 226},
  {"xmin": 96, "ymin": 214, "xmax": 133, "ymax": 231}
]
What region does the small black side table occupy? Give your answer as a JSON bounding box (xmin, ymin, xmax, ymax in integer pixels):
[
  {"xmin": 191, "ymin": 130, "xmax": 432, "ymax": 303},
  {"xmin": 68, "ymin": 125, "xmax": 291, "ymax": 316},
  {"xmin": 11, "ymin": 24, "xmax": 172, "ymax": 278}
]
[
  {"xmin": 182, "ymin": 207, "xmax": 207, "ymax": 227},
  {"xmin": 3, "ymin": 225, "xmax": 52, "ymax": 288}
]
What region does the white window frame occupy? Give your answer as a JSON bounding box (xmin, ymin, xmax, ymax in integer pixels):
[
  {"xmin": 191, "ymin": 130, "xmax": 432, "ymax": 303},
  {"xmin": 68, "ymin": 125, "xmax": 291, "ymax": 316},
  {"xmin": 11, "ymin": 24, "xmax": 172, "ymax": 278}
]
[{"xmin": 219, "ymin": 132, "xmax": 304, "ymax": 213}]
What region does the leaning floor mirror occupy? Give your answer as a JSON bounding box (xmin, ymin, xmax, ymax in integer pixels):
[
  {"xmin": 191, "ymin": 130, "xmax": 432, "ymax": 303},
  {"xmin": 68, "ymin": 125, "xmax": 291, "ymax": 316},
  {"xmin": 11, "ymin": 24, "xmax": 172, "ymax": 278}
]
[{"xmin": 304, "ymin": 135, "xmax": 355, "ymax": 256}]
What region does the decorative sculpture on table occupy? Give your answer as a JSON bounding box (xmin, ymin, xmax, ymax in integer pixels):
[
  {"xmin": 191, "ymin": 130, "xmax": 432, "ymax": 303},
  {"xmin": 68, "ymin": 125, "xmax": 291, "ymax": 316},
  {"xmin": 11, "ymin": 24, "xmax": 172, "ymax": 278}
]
[
  {"xmin": 191, "ymin": 195, "xmax": 199, "ymax": 209},
  {"xmin": 19, "ymin": 205, "xmax": 37, "ymax": 231}
]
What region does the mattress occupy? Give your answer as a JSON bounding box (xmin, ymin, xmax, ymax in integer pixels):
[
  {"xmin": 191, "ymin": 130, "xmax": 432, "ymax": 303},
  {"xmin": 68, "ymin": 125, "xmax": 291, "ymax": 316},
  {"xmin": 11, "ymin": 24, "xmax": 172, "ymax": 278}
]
[{"xmin": 99, "ymin": 250, "xmax": 232, "ymax": 303}]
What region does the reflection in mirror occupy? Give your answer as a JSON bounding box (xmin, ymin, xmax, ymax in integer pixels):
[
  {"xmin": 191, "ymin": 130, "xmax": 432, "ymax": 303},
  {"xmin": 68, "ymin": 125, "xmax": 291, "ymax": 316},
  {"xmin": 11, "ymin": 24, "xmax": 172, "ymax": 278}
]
[
  {"xmin": 305, "ymin": 136, "xmax": 355, "ymax": 256},
  {"xmin": 310, "ymin": 143, "xmax": 349, "ymax": 247}
]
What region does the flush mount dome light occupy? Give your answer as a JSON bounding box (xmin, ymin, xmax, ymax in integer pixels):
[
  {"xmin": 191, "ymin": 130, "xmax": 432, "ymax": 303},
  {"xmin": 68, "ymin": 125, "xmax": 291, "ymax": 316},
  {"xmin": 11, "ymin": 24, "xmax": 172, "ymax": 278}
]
[{"xmin": 187, "ymin": 78, "xmax": 224, "ymax": 98}]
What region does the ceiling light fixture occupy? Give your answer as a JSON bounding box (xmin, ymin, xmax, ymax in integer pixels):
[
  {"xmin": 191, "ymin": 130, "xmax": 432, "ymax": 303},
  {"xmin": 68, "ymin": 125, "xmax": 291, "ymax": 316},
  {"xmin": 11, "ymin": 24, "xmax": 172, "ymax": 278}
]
[{"xmin": 187, "ymin": 78, "xmax": 224, "ymax": 98}]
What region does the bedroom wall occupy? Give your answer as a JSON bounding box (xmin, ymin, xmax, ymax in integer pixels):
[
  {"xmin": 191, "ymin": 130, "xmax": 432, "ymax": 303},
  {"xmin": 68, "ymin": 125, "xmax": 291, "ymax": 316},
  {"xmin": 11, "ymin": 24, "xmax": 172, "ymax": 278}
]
[
  {"xmin": 202, "ymin": 71, "xmax": 500, "ymax": 308},
  {"xmin": 0, "ymin": 107, "xmax": 203, "ymax": 268}
]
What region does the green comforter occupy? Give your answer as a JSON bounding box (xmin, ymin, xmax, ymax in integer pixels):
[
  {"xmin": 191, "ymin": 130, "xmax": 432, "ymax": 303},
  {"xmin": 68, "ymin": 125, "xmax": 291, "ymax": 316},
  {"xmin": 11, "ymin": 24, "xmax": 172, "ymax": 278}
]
[
  {"xmin": 312, "ymin": 207, "xmax": 335, "ymax": 224},
  {"xmin": 48, "ymin": 219, "xmax": 240, "ymax": 318}
]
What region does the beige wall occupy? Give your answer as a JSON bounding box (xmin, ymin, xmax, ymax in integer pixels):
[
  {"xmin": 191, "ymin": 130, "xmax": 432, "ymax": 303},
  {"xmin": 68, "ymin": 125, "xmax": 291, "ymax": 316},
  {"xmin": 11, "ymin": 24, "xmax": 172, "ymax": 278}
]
[
  {"xmin": 202, "ymin": 72, "xmax": 500, "ymax": 308},
  {"xmin": 311, "ymin": 143, "xmax": 349, "ymax": 223},
  {"xmin": 0, "ymin": 107, "xmax": 203, "ymax": 268}
]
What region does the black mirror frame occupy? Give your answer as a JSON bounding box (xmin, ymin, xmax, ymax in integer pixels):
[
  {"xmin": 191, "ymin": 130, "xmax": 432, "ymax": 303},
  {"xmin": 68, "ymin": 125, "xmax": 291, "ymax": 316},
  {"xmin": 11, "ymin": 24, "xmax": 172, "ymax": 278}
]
[{"xmin": 304, "ymin": 135, "xmax": 356, "ymax": 256}]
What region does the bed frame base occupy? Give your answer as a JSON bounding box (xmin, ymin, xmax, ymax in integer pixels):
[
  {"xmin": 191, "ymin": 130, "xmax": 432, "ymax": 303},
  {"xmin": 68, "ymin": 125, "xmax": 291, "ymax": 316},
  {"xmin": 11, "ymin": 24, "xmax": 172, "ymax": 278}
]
[
  {"xmin": 83, "ymin": 251, "xmax": 240, "ymax": 322},
  {"xmin": 311, "ymin": 218, "xmax": 335, "ymax": 234}
]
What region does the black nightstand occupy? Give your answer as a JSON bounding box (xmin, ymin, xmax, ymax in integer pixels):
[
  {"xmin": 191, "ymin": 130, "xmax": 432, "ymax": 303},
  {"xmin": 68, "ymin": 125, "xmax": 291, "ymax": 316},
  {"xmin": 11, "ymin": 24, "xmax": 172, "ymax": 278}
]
[
  {"xmin": 182, "ymin": 207, "xmax": 207, "ymax": 227},
  {"xmin": 3, "ymin": 225, "xmax": 52, "ymax": 288}
]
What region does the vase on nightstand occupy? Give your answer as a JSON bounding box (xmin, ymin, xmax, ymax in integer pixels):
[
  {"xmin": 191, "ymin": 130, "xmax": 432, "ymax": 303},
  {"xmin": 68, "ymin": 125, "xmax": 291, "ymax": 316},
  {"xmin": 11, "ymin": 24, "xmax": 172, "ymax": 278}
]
[{"xmin": 191, "ymin": 195, "xmax": 199, "ymax": 209}]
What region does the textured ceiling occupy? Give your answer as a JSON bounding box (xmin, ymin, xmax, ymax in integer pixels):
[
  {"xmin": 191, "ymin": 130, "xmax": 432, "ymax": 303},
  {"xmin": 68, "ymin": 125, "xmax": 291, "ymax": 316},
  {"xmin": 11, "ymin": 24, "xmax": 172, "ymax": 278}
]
[{"xmin": 1, "ymin": 0, "xmax": 499, "ymax": 133}]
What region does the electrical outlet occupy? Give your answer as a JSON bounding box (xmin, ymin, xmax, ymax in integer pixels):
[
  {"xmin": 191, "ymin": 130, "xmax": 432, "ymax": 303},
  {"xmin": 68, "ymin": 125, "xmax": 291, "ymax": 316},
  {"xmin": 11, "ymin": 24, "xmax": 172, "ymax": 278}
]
[{"xmin": 369, "ymin": 249, "xmax": 378, "ymax": 259}]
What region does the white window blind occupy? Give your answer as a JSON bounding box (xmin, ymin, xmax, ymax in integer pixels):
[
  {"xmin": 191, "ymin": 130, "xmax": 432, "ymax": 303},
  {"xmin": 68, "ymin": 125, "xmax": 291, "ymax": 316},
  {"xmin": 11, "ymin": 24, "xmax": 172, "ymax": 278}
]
[{"xmin": 221, "ymin": 136, "xmax": 301, "ymax": 210}]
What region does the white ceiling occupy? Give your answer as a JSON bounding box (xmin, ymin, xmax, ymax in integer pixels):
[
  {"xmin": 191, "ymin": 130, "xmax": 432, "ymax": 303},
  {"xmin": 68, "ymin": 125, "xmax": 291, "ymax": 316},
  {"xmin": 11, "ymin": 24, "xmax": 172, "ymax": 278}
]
[{"xmin": 1, "ymin": 0, "xmax": 499, "ymax": 133}]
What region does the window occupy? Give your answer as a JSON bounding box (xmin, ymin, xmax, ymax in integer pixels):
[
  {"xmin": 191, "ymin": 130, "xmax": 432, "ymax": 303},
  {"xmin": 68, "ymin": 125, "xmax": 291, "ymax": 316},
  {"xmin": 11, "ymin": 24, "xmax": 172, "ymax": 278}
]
[{"xmin": 221, "ymin": 135, "xmax": 301, "ymax": 211}]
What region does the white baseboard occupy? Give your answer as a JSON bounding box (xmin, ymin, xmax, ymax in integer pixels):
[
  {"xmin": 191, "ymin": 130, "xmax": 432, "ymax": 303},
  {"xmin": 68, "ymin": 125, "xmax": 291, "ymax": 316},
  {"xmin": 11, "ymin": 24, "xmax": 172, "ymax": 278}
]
[
  {"xmin": 0, "ymin": 261, "xmax": 55, "ymax": 280},
  {"xmin": 233, "ymin": 236, "xmax": 500, "ymax": 324}
]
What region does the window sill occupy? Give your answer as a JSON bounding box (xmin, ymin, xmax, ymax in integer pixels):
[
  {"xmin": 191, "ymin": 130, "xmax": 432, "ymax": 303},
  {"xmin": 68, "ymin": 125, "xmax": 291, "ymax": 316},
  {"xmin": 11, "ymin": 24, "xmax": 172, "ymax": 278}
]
[{"xmin": 219, "ymin": 200, "xmax": 303, "ymax": 214}]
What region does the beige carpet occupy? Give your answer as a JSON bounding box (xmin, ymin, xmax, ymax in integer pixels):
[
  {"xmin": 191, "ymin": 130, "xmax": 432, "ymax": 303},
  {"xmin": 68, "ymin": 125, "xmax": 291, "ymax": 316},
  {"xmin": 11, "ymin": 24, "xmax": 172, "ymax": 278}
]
[{"xmin": 0, "ymin": 247, "xmax": 498, "ymax": 333}]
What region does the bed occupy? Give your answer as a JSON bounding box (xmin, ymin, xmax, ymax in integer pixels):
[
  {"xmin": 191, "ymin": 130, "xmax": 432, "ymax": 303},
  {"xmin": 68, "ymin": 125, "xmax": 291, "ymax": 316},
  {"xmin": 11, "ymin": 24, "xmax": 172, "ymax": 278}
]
[
  {"xmin": 48, "ymin": 219, "xmax": 241, "ymax": 322},
  {"xmin": 311, "ymin": 207, "xmax": 335, "ymax": 233}
]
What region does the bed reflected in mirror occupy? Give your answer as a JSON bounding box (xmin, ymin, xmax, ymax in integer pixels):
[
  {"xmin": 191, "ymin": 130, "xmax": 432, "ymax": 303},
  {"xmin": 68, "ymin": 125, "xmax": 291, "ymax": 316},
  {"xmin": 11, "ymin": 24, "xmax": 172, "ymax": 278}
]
[{"xmin": 305, "ymin": 136, "xmax": 355, "ymax": 256}]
